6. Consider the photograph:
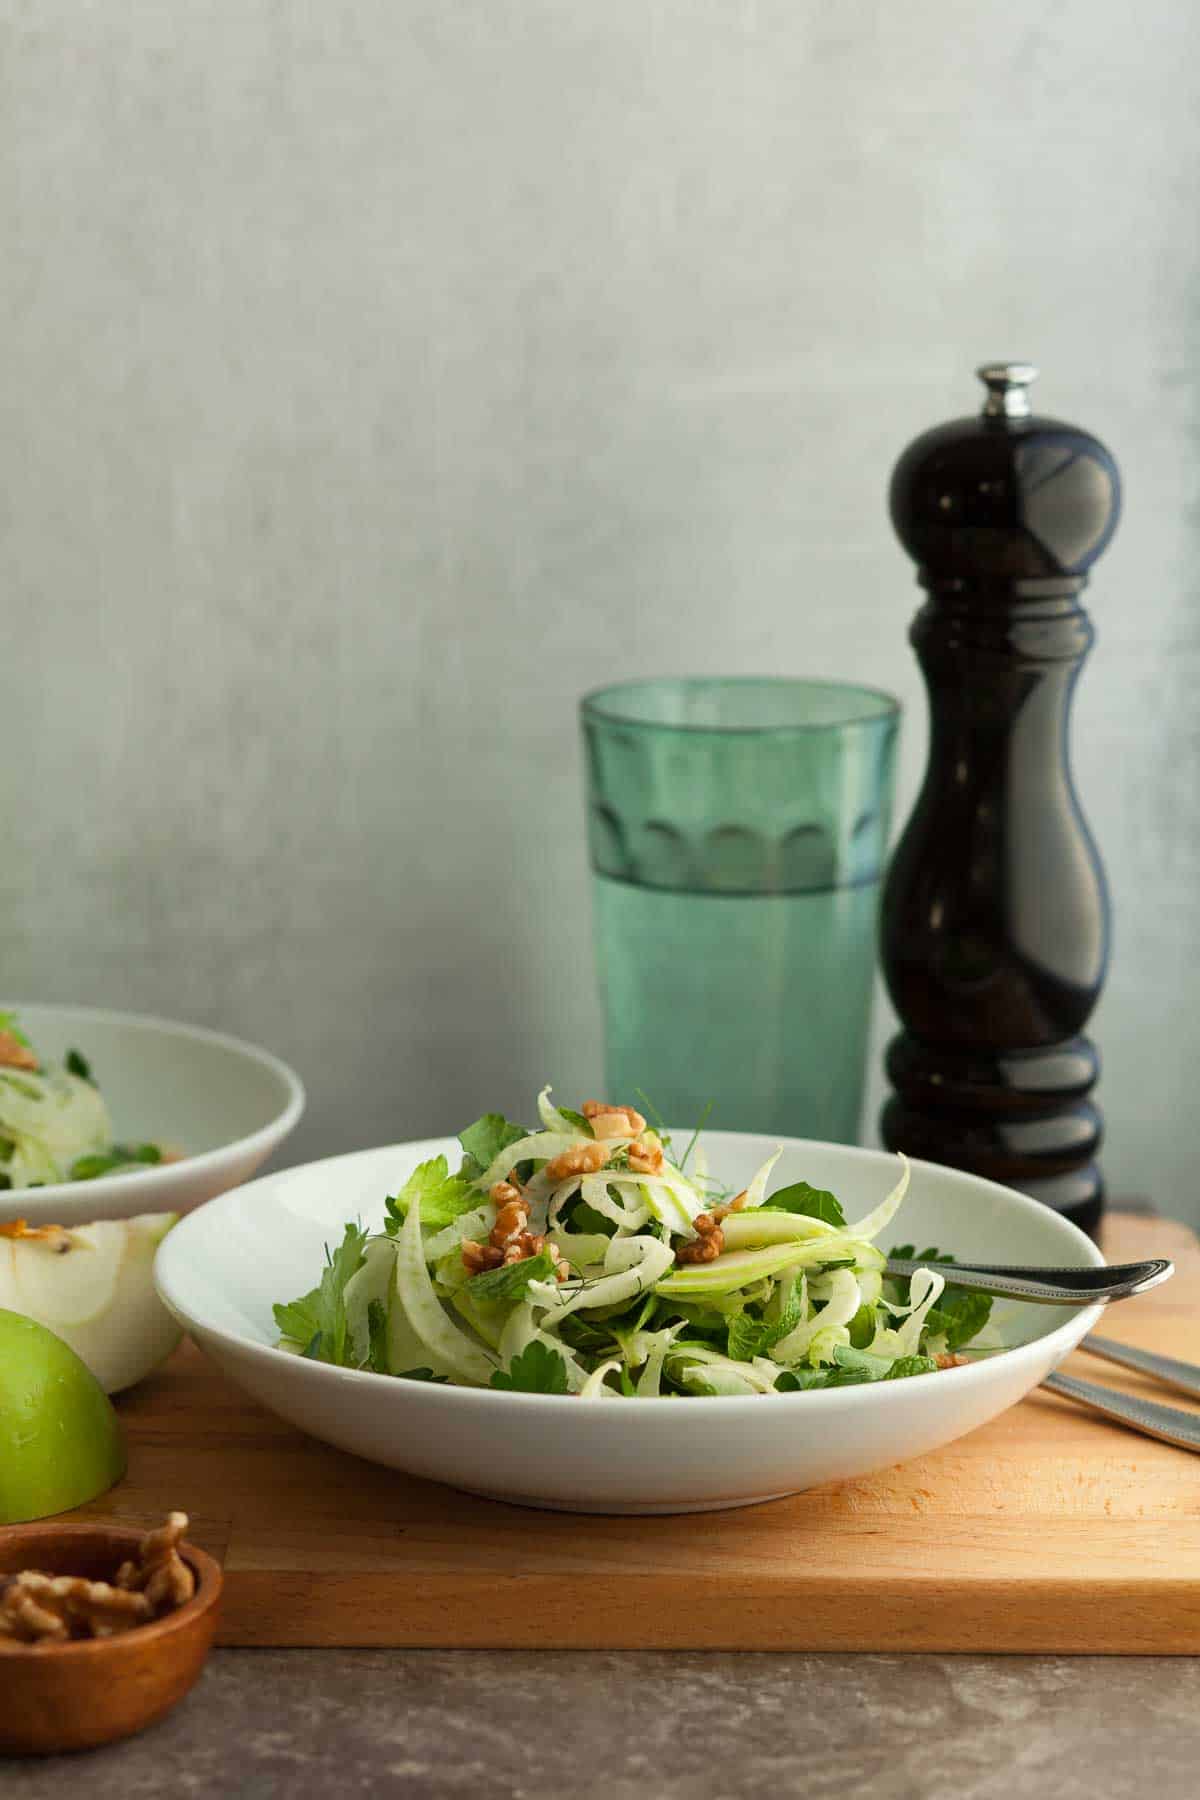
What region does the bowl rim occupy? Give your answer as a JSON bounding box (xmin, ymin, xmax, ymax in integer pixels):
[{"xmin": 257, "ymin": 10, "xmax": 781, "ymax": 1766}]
[
  {"xmin": 156, "ymin": 1131, "xmax": 1107, "ymax": 1414},
  {"xmin": 0, "ymin": 1001, "xmax": 306, "ymax": 1221},
  {"xmin": 0, "ymin": 1522, "xmax": 223, "ymax": 1659}
]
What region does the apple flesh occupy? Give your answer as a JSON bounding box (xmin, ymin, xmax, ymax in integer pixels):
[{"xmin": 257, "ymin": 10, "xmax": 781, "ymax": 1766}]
[
  {"xmin": 0, "ymin": 1309, "xmax": 126, "ymax": 1524},
  {"xmin": 0, "ymin": 1213, "xmax": 182, "ymax": 1393}
]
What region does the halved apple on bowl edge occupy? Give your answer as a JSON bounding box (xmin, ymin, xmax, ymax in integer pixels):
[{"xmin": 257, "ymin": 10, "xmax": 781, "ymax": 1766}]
[{"xmin": 0, "ymin": 1214, "xmax": 180, "ymax": 1395}]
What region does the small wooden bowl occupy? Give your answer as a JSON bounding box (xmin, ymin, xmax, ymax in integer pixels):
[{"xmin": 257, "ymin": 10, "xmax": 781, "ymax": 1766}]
[{"xmin": 0, "ymin": 1523, "xmax": 223, "ymax": 1755}]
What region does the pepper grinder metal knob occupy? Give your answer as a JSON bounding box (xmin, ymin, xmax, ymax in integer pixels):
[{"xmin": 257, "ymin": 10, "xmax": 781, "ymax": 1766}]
[{"xmin": 880, "ymin": 363, "xmax": 1121, "ymax": 1235}]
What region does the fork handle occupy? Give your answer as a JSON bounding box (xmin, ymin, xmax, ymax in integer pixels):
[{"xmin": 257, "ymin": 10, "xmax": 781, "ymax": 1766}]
[
  {"xmin": 1043, "ymin": 1371, "xmax": 1200, "ymax": 1452},
  {"xmin": 1082, "ymin": 1334, "xmax": 1200, "ymax": 1400}
]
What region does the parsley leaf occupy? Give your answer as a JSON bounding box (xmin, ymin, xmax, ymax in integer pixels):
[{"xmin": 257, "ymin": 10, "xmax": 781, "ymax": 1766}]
[
  {"xmin": 272, "ymin": 1222, "xmax": 369, "ymax": 1367},
  {"xmin": 70, "ymin": 1143, "xmax": 162, "ymax": 1181},
  {"xmin": 65, "ymin": 1047, "xmax": 95, "ymax": 1083},
  {"xmin": 557, "ymin": 1107, "xmax": 594, "ymax": 1137},
  {"xmin": 394, "ymin": 1366, "xmax": 449, "ymax": 1384},
  {"xmin": 884, "ymin": 1354, "xmax": 939, "ymax": 1380},
  {"xmin": 726, "ymin": 1280, "xmax": 804, "ymax": 1362},
  {"xmin": 569, "ymin": 1198, "xmax": 617, "ymax": 1237},
  {"xmin": 557, "ymin": 1314, "xmax": 619, "ymax": 1354},
  {"xmin": 726, "ymin": 1315, "xmax": 768, "ymax": 1361},
  {"xmin": 764, "ymin": 1181, "xmax": 846, "ymax": 1228},
  {"xmin": 775, "ymin": 1366, "xmax": 871, "ymax": 1390},
  {"xmin": 366, "ymin": 1298, "xmax": 390, "ymax": 1374},
  {"xmin": 774, "ymin": 1344, "xmax": 938, "ymax": 1390},
  {"xmin": 847, "ymin": 1302, "xmax": 877, "ymax": 1348},
  {"xmin": 888, "ymin": 1245, "xmax": 993, "ymax": 1351},
  {"xmin": 924, "ymin": 1289, "xmax": 992, "ymax": 1351},
  {"xmin": 383, "ymin": 1156, "xmax": 476, "ymax": 1233},
  {"xmin": 458, "ymin": 1113, "xmax": 528, "ymax": 1181},
  {"xmin": 832, "ymin": 1344, "xmax": 896, "ymax": 1379},
  {"xmin": 466, "ymin": 1250, "xmax": 556, "ymax": 1304},
  {"xmin": 490, "ymin": 1339, "xmax": 570, "ymax": 1394}
]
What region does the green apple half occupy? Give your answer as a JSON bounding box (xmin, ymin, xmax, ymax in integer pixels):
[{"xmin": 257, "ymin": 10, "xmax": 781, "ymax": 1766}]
[
  {"xmin": 0, "ymin": 1309, "xmax": 126, "ymax": 1524},
  {"xmin": 0, "ymin": 1214, "xmax": 182, "ymax": 1393}
]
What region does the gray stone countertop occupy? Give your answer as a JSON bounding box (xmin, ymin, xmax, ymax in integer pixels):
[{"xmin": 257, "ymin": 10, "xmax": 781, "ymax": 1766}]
[{"xmin": 5, "ymin": 1649, "xmax": 1197, "ymax": 1798}]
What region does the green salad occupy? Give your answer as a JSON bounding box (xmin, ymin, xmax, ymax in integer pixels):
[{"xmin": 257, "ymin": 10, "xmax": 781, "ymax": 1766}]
[
  {"xmin": 0, "ymin": 1011, "xmax": 169, "ymax": 1191},
  {"xmin": 273, "ymin": 1089, "xmax": 995, "ymax": 1396}
]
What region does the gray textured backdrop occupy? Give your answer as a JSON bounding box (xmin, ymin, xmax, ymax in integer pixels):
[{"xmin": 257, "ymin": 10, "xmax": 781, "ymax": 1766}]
[{"xmin": 4, "ymin": 3, "xmax": 1198, "ymax": 1213}]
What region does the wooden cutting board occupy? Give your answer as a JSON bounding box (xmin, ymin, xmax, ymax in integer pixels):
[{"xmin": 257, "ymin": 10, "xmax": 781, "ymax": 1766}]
[{"xmin": 54, "ymin": 1213, "xmax": 1200, "ymax": 1653}]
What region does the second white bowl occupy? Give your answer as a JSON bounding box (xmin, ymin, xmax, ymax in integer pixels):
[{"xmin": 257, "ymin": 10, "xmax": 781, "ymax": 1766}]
[{"xmin": 1, "ymin": 1004, "xmax": 305, "ymax": 1230}]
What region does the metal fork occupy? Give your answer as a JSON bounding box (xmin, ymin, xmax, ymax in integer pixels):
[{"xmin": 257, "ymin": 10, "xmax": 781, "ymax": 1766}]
[
  {"xmin": 882, "ymin": 1255, "xmax": 1173, "ymax": 1305},
  {"xmin": 1042, "ymin": 1335, "xmax": 1200, "ymax": 1453},
  {"xmin": 1079, "ymin": 1333, "xmax": 1200, "ymax": 1400},
  {"xmin": 883, "ymin": 1253, "xmax": 1199, "ymax": 1449}
]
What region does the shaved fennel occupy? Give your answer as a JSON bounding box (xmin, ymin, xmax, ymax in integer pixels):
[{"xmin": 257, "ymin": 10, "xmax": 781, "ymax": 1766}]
[{"xmin": 272, "ymin": 1092, "xmax": 995, "ymax": 1396}]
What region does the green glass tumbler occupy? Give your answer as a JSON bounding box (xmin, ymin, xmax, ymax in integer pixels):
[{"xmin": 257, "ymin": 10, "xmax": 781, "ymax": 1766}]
[{"xmin": 581, "ymin": 678, "xmax": 900, "ymax": 1142}]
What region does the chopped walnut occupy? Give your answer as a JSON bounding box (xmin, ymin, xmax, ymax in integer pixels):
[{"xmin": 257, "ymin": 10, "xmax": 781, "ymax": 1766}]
[
  {"xmin": 0, "ymin": 1219, "xmax": 73, "ymax": 1251},
  {"xmin": 0, "ymin": 1578, "xmax": 68, "ymax": 1642},
  {"xmin": 675, "ymin": 1211, "xmax": 726, "ymax": 1265},
  {"xmin": 0, "ymin": 1580, "xmax": 68, "ymax": 1642},
  {"xmin": 491, "ymin": 1197, "xmax": 529, "ymax": 1247},
  {"xmin": 0, "ymin": 1514, "xmax": 194, "ymax": 1644},
  {"xmin": 0, "ymin": 1030, "xmax": 38, "ymax": 1072},
  {"xmin": 627, "ymin": 1137, "xmax": 664, "ymax": 1175},
  {"xmin": 935, "ymin": 1352, "xmax": 971, "ymax": 1370},
  {"xmin": 547, "ymin": 1241, "xmax": 572, "ymax": 1282},
  {"xmin": 0, "ymin": 1573, "xmax": 152, "ymax": 1643},
  {"xmin": 675, "ymin": 1236, "xmax": 722, "ymax": 1265},
  {"xmin": 462, "ymin": 1239, "xmax": 505, "ymax": 1274},
  {"xmin": 463, "ymin": 1185, "xmax": 569, "ymax": 1279},
  {"xmin": 582, "ymin": 1100, "xmax": 647, "ymax": 1140},
  {"xmin": 544, "ymin": 1141, "xmax": 610, "ymax": 1183},
  {"xmin": 113, "ymin": 1512, "xmax": 195, "ymax": 1613}
]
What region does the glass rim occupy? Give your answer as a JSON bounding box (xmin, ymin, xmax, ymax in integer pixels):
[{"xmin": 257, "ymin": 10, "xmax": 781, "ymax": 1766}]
[{"xmin": 580, "ymin": 676, "xmax": 901, "ymax": 737}]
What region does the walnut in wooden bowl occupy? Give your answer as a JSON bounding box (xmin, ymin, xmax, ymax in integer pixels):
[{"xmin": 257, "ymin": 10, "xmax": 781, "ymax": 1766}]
[{"xmin": 0, "ymin": 1514, "xmax": 222, "ymax": 1755}]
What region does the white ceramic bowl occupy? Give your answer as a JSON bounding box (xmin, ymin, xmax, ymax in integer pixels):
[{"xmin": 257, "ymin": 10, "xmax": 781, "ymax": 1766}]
[
  {"xmin": 155, "ymin": 1132, "xmax": 1106, "ymax": 1514},
  {"xmin": 1, "ymin": 1004, "xmax": 305, "ymax": 1229}
]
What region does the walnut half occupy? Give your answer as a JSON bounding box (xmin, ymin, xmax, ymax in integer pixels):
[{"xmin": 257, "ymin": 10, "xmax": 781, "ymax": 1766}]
[
  {"xmin": 0, "ymin": 1513, "xmax": 196, "ymax": 1645},
  {"xmin": 114, "ymin": 1511, "xmax": 196, "ymax": 1613},
  {"xmin": 0, "ymin": 1574, "xmax": 151, "ymax": 1643},
  {"xmin": 0, "ymin": 1029, "xmax": 38, "ymax": 1072}
]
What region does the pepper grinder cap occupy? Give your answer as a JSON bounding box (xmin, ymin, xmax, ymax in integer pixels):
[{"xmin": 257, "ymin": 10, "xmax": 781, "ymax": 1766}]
[
  {"xmin": 977, "ymin": 362, "xmax": 1038, "ymax": 419},
  {"xmin": 889, "ymin": 362, "xmax": 1121, "ymax": 586}
]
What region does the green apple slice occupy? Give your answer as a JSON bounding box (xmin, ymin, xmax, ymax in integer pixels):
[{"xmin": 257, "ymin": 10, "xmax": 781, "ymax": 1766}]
[
  {"xmin": 654, "ymin": 1240, "xmax": 844, "ymax": 1298},
  {"xmin": 0, "ymin": 1309, "xmax": 126, "ymax": 1524},
  {"xmin": 720, "ymin": 1211, "xmax": 837, "ymax": 1249}
]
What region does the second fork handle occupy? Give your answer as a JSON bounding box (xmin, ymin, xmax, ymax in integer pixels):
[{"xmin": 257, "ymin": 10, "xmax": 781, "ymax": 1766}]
[
  {"xmin": 1043, "ymin": 1371, "xmax": 1200, "ymax": 1453},
  {"xmin": 1083, "ymin": 1334, "xmax": 1200, "ymax": 1401}
]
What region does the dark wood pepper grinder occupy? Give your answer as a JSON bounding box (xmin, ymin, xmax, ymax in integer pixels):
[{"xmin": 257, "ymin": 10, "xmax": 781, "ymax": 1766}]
[{"xmin": 880, "ymin": 363, "xmax": 1121, "ymax": 1235}]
